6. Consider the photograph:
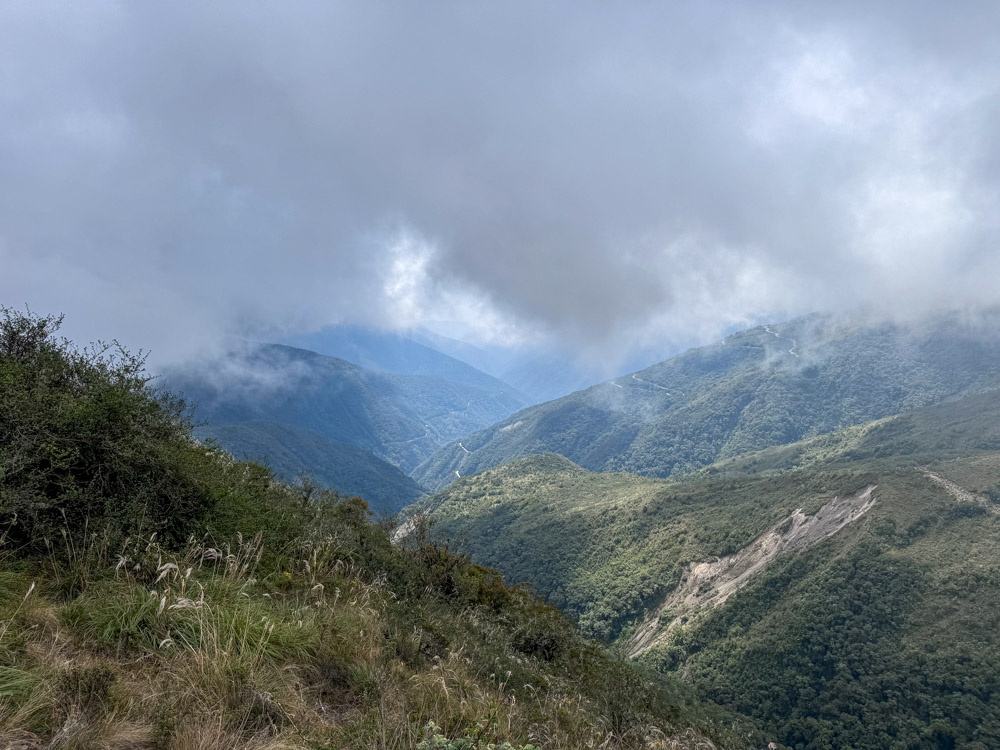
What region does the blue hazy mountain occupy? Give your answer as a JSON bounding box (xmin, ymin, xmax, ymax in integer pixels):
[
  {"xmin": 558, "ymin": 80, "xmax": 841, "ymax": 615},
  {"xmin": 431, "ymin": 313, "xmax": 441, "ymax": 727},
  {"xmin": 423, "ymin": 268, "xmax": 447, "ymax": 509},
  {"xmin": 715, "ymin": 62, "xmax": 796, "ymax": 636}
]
[
  {"xmin": 166, "ymin": 342, "xmax": 526, "ymax": 503},
  {"xmin": 409, "ymin": 327, "xmax": 669, "ymax": 404},
  {"xmin": 281, "ymin": 325, "xmax": 528, "ymax": 399},
  {"xmin": 193, "ymin": 421, "xmax": 424, "ymax": 513}
]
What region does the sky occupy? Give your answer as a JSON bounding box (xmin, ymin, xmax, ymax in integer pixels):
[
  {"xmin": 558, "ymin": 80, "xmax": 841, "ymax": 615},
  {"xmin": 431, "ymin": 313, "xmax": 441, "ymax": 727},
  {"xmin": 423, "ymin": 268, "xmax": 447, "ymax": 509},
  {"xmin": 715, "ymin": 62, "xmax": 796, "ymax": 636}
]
[{"xmin": 2, "ymin": 1, "xmax": 999, "ymax": 369}]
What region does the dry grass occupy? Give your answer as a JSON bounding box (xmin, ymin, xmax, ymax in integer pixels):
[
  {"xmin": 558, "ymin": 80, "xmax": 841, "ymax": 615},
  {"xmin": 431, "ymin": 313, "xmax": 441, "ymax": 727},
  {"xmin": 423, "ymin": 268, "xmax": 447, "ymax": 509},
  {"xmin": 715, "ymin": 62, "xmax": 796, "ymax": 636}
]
[{"xmin": 0, "ymin": 528, "xmax": 746, "ymax": 750}]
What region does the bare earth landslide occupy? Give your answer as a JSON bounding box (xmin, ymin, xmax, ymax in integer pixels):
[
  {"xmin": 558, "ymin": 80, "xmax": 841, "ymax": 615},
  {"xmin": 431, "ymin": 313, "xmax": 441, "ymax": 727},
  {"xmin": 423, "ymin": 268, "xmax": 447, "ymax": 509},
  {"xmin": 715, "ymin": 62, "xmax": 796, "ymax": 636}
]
[{"xmin": 628, "ymin": 484, "xmax": 878, "ymax": 657}]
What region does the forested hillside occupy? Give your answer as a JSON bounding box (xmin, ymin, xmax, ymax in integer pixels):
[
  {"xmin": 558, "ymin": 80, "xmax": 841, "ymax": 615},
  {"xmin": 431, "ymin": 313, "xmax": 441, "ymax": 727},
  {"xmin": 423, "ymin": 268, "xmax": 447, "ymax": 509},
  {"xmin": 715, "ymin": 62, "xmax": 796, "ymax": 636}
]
[
  {"xmin": 0, "ymin": 309, "xmax": 751, "ymax": 749},
  {"xmin": 414, "ymin": 313, "xmax": 1000, "ymax": 490},
  {"xmin": 412, "ymin": 388, "xmax": 1000, "ymax": 748},
  {"xmin": 167, "ymin": 342, "xmax": 526, "ymax": 476},
  {"xmin": 193, "ymin": 422, "xmax": 425, "ymax": 513}
]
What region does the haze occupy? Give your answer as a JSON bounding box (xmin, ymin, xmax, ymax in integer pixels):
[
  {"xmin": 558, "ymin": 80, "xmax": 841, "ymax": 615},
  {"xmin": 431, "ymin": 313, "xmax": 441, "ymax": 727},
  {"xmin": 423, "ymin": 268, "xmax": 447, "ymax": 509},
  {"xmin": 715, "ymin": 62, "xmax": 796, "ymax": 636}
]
[{"xmin": 2, "ymin": 1, "xmax": 998, "ymax": 368}]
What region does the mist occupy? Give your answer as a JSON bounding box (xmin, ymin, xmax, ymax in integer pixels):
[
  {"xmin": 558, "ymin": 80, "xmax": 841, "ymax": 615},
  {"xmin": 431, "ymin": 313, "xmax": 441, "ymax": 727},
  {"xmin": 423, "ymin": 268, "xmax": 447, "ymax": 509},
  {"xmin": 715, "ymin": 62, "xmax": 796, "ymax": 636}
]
[{"xmin": 2, "ymin": 1, "xmax": 999, "ymax": 370}]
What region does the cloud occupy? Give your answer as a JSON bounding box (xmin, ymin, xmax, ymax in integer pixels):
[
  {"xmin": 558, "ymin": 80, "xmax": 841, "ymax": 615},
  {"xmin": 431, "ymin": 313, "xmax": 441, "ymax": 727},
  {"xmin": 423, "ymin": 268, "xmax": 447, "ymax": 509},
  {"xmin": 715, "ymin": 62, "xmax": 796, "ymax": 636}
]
[{"xmin": 1, "ymin": 1, "xmax": 998, "ymax": 368}]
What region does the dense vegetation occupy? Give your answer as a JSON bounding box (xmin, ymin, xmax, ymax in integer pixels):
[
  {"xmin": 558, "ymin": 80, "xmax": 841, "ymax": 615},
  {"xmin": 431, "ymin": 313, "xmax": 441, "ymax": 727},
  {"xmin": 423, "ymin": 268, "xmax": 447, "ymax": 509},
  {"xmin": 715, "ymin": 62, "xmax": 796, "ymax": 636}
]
[
  {"xmin": 416, "ymin": 389, "xmax": 1000, "ymax": 749},
  {"xmin": 414, "ymin": 313, "xmax": 1000, "ymax": 490},
  {"xmin": 695, "ymin": 388, "xmax": 1000, "ymax": 480},
  {"xmin": 0, "ymin": 309, "xmax": 749, "ymax": 749},
  {"xmin": 414, "ymin": 455, "xmax": 870, "ymax": 641},
  {"xmin": 166, "ymin": 341, "xmax": 526, "ymax": 478},
  {"xmin": 194, "ymin": 422, "xmax": 426, "ymax": 514}
]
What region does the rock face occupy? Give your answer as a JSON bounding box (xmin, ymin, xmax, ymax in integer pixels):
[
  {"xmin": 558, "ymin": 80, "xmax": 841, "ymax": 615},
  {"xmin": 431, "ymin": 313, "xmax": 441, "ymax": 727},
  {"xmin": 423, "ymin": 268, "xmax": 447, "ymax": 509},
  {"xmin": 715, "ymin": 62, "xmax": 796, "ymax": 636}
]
[{"xmin": 628, "ymin": 485, "xmax": 878, "ymax": 657}]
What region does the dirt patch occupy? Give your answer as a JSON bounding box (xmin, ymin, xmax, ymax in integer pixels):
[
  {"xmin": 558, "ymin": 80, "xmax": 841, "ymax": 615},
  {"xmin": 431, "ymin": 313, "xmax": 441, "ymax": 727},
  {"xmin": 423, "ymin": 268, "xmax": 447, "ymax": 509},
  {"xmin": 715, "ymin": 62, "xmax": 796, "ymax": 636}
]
[
  {"xmin": 628, "ymin": 485, "xmax": 877, "ymax": 657},
  {"xmin": 919, "ymin": 468, "xmax": 995, "ymax": 512}
]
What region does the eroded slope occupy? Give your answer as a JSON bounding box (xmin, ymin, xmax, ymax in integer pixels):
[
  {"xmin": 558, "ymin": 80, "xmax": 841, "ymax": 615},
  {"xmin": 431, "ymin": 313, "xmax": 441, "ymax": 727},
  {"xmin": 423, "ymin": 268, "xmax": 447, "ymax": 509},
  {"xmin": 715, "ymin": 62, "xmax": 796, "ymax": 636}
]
[{"xmin": 628, "ymin": 485, "xmax": 877, "ymax": 656}]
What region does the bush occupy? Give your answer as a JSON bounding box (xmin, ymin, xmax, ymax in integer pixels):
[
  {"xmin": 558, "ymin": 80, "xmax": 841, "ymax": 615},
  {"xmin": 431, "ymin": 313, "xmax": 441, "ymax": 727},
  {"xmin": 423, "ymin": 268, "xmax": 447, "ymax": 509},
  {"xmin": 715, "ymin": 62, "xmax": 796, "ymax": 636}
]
[
  {"xmin": 418, "ymin": 721, "xmax": 540, "ymax": 750},
  {"xmin": 0, "ymin": 308, "xmax": 208, "ymax": 549}
]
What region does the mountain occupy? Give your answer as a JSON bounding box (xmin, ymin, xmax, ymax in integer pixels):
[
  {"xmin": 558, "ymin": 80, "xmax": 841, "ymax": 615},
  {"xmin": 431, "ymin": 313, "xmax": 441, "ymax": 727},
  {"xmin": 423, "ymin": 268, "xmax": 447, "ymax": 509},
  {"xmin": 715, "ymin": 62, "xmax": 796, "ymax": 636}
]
[
  {"xmin": 409, "ymin": 387, "xmax": 1000, "ymax": 748},
  {"xmin": 166, "ymin": 342, "xmax": 526, "ymax": 475},
  {"xmin": 413, "ymin": 313, "xmax": 1000, "ymax": 490},
  {"xmin": 495, "ymin": 351, "xmax": 615, "ymax": 404},
  {"xmin": 410, "ymin": 327, "xmax": 668, "ymax": 404},
  {"xmin": 0, "ymin": 307, "xmax": 750, "ymax": 749},
  {"xmin": 193, "ymin": 422, "xmax": 425, "ymax": 513},
  {"xmin": 282, "ymin": 324, "xmax": 527, "ymax": 397}
]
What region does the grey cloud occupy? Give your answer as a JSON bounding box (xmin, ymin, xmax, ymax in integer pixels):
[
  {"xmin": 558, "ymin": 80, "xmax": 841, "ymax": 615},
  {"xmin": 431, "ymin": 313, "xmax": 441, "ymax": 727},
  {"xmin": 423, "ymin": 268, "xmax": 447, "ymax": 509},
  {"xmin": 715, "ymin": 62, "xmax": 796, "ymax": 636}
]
[{"xmin": 1, "ymin": 1, "xmax": 999, "ymax": 368}]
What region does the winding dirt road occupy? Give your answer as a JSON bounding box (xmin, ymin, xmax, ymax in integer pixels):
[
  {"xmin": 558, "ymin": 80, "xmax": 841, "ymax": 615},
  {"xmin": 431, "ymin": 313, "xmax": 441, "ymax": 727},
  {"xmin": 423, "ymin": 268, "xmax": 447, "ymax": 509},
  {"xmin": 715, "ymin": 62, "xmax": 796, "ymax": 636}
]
[{"xmin": 765, "ymin": 325, "xmax": 799, "ymax": 358}]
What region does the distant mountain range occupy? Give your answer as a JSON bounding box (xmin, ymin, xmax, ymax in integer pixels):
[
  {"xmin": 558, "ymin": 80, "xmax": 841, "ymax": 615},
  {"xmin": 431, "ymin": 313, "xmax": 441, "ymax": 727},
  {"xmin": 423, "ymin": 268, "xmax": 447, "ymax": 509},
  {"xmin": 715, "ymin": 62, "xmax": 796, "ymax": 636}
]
[
  {"xmin": 165, "ymin": 341, "xmax": 526, "ymax": 511},
  {"xmin": 409, "ymin": 383, "xmax": 1000, "ymax": 749},
  {"xmin": 409, "ymin": 326, "xmax": 669, "ymax": 403},
  {"xmin": 413, "ymin": 313, "xmax": 1000, "ymax": 490},
  {"xmin": 281, "ymin": 325, "xmax": 528, "ymax": 397},
  {"xmin": 169, "ymin": 324, "xmax": 666, "ymax": 510}
]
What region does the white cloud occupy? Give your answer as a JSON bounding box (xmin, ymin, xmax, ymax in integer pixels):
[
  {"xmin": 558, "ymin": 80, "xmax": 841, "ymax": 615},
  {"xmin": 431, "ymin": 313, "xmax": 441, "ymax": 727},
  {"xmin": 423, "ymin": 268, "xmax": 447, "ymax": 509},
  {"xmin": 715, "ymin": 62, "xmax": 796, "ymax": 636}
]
[{"xmin": 2, "ymin": 1, "xmax": 1000, "ymax": 367}]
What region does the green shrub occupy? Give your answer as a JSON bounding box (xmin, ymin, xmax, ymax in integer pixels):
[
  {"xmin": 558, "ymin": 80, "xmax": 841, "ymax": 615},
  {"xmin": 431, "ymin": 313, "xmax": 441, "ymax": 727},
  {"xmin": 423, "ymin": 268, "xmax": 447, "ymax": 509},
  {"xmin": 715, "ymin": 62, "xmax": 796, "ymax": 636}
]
[
  {"xmin": 418, "ymin": 721, "xmax": 540, "ymax": 750},
  {"xmin": 0, "ymin": 308, "xmax": 209, "ymax": 549}
]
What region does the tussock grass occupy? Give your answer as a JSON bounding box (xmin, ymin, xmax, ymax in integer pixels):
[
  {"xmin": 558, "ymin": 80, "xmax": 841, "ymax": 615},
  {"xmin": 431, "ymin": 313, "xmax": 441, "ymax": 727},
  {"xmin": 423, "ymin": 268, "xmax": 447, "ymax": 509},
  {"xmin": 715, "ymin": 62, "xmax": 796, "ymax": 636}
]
[
  {"xmin": 0, "ymin": 309, "xmax": 752, "ymax": 749},
  {"xmin": 0, "ymin": 524, "xmax": 749, "ymax": 749}
]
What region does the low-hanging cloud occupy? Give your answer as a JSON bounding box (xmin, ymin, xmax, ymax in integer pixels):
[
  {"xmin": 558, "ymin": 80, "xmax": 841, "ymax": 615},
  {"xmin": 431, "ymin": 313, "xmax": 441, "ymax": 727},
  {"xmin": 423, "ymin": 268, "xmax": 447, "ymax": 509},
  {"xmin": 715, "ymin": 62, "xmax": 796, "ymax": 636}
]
[{"xmin": 2, "ymin": 1, "xmax": 999, "ymax": 368}]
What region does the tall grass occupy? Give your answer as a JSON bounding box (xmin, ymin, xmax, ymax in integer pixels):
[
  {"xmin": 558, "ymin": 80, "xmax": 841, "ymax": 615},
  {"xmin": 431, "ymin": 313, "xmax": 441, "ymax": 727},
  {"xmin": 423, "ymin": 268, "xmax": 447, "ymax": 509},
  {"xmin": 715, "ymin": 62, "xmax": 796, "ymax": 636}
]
[{"xmin": 0, "ymin": 522, "xmax": 748, "ymax": 749}]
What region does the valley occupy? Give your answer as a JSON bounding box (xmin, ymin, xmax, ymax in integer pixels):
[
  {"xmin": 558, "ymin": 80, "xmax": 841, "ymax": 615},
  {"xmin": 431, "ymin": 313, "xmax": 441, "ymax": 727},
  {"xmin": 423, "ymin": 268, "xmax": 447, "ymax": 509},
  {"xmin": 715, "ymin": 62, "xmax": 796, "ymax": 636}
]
[
  {"xmin": 413, "ymin": 313, "xmax": 1000, "ymax": 491},
  {"xmin": 164, "ymin": 340, "xmax": 528, "ymax": 511},
  {"xmin": 404, "ymin": 371, "xmax": 1000, "ymax": 749},
  {"xmin": 91, "ymin": 312, "xmax": 1000, "ymax": 747}
]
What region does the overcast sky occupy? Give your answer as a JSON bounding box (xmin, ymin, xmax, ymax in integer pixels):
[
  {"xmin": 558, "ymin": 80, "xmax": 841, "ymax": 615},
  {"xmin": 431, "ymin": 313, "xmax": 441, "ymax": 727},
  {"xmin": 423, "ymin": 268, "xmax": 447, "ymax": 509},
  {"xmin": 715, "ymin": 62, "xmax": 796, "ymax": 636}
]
[{"xmin": 2, "ymin": 1, "xmax": 999, "ymax": 367}]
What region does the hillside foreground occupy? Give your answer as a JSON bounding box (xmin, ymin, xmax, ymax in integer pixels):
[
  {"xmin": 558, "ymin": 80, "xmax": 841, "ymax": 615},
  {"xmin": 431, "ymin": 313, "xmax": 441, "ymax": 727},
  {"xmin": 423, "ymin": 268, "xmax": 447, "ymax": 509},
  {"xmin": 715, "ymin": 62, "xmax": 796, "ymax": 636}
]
[{"xmin": 0, "ymin": 309, "xmax": 757, "ymax": 749}]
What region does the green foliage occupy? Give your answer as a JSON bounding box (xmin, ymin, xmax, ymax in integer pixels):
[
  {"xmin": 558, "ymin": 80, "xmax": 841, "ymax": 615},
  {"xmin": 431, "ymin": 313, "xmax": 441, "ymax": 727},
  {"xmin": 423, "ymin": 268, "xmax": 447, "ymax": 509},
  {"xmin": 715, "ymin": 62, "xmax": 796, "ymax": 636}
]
[
  {"xmin": 678, "ymin": 543, "xmax": 926, "ymax": 749},
  {"xmin": 0, "ymin": 308, "xmax": 210, "ymax": 548},
  {"xmin": 418, "ymin": 720, "xmax": 540, "ymax": 750},
  {"xmin": 0, "ymin": 309, "xmax": 745, "ymax": 749},
  {"xmin": 415, "ymin": 313, "xmax": 1000, "ymax": 490}
]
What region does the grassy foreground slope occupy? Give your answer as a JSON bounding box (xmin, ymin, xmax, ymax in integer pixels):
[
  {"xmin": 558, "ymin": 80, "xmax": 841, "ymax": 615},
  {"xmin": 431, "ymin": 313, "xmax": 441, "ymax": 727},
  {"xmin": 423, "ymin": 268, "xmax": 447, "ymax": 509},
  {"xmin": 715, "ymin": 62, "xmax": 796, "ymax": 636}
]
[
  {"xmin": 415, "ymin": 391, "xmax": 1000, "ymax": 749},
  {"xmin": 0, "ymin": 309, "xmax": 751, "ymax": 749},
  {"xmin": 414, "ymin": 313, "xmax": 1000, "ymax": 491}
]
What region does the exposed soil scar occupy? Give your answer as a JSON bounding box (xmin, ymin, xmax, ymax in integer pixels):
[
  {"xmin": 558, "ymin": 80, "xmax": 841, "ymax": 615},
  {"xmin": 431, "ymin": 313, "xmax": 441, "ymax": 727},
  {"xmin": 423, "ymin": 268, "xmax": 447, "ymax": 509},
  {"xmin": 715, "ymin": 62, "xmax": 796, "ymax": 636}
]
[{"xmin": 628, "ymin": 484, "xmax": 877, "ymax": 657}]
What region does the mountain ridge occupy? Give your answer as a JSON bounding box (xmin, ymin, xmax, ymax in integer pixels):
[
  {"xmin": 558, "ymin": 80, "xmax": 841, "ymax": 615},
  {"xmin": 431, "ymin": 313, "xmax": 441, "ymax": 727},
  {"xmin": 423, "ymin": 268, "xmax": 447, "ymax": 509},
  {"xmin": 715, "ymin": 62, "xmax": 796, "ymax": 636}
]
[
  {"xmin": 414, "ymin": 312, "xmax": 1000, "ymax": 490},
  {"xmin": 166, "ymin": 341, "xmax": 526, "ymax": 488},
  {"xmin": 409, "ymin": 385, "xmax": 1000, "ymax": 748}
]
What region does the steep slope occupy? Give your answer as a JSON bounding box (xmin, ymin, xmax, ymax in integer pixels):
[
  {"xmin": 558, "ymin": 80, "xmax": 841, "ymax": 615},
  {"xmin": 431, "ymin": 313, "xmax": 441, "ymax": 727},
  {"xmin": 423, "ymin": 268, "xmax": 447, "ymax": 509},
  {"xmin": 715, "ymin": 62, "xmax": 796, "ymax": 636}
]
[
  {"xmin": 413, "ymin": 454, "xmax": 874, "ymax": 641},
  {"xmin": 166, "ymin": 342, "xmax": 525, "ymax": 474},
  {"xmin": 194, "ymin": 422, "xmax": 425, "ymax": 513},
  {"xmin": 626, "ymin": 484, "xmax": 878, "ymax": 657},
  {"xmin": 410, "ymin": 388, "xmax": 1000, "ymax": 748},
  {"xmin": 414, "ymin": 312, "xmax": 1000, "ymax": 490},
  {"xmin": 0, "ymin": 308, "xmax": 750, "ymax": 750},
  {"xmin": 282, "ymin": 324, "xmax": 528, "ymax": 399}
]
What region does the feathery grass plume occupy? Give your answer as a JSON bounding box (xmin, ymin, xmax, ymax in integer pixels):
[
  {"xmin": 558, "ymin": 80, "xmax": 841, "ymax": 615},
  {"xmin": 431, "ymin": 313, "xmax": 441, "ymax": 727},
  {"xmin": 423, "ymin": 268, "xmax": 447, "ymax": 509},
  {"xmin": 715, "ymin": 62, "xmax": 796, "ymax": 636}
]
[{"xmin": 0, "ymin": 309, "xmax": 759, "ymax": 749}]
